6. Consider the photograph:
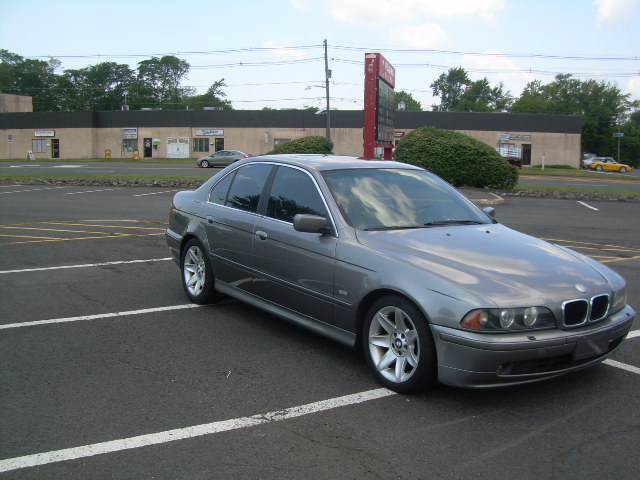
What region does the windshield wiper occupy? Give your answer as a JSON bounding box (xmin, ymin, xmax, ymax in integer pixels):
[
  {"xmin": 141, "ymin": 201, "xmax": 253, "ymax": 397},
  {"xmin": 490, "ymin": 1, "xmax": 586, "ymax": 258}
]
[
  {"xmin": 423, "ymin": 220, "xmax": 485, "ymax": 226},
  {"xmin": 364, "ymin": 225, "xmax": 426, "ymax": 231}
]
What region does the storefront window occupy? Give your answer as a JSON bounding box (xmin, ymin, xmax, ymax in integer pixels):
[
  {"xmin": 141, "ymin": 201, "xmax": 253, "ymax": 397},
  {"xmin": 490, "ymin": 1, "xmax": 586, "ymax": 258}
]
[
  {"xmin": 193, "ymin": 138, "xmax": 209, "ymax": 152},
  {"xmin": 32, "ymin": 139, "xmax": 47, "ymax": 153},
  {"xmin": 123, "ymin": 139, "xmax": 138, "ymax": 152}
]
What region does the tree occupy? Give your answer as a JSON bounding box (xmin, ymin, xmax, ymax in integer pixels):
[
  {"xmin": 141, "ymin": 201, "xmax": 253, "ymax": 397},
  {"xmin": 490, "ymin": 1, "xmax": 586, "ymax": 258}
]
[
  {"xmin": 458, "ymin": 79, "xmax": 513, "ymax": 112},
  {"xmin": 395, "ymin": 90, "xmax": 422, "ymax": 111},
  {"xmin": 60, "ymin": 62, "xmax": 135, "ymax": 111},
  {"xmin": 0, "ymin": 50, "xmax": 62, "ymax": 110},
  {"xmin": 511, "ymin": 74, "xmax": 631, "ymax": 155},
  {"xmin": 430, "ymin": 67, "xmax": 512, "ymax": 112},
  {"xmin": 185, "ymin": 79, "xmax": 233, "ymax": 110},
  {"xmin": 134, "ymin": 55, "xmax": 190, "ymax": 109},
  {"xmin": 430, "ymin": 67, "xmax": 470, "ymax": 111}
]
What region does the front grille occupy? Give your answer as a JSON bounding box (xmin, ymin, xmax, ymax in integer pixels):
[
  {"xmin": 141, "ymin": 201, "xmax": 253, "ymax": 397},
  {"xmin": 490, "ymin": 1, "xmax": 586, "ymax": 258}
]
[
  {"xmin": 590, "ymin": 294, "xmax": 609, "ymax": 321},
  {"xmin": 562, "ymin": 294, "xmax": 610, "ymax": 327}
]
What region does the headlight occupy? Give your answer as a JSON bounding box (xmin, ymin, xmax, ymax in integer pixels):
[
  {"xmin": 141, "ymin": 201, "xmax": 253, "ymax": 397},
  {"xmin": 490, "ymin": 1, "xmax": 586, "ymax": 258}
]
[
  {"xmin": 461, "ymin": 307, "xmax": 556, "ymax": 332},
  {"xmin": 611, "ymin": 287, "xmax": 627, "ymax": 314}
]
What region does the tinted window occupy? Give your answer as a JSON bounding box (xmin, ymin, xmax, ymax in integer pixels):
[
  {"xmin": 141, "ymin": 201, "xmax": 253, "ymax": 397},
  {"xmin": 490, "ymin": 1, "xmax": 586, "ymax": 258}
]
[
  {"xmin": 225, "ymin": 164, "xmax": 272, "ymax": 213},
  {"xmin": 208, "ymin": 171, "xmax": 235, "ymax": 204},
  {"xmin": 266, "ymin": 167, "xmax": 327, "ymax": 223}
]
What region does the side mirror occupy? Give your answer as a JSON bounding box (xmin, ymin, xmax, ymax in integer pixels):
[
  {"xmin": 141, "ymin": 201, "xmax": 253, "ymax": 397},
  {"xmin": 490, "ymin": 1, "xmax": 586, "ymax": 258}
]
[
  {"xmin": 483, "ymin": 207, "xmax": 496, "ymax": 219},
  {"xmin": 293, "ymin": 214, "xmax": 328, "ymax": 234}
]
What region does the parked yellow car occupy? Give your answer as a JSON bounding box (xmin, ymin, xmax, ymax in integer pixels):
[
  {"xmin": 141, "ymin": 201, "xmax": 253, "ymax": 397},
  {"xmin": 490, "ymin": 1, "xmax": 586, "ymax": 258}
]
[{"xmin": 588, "ymin": 157, "xmax": 633, "ymax": 173}]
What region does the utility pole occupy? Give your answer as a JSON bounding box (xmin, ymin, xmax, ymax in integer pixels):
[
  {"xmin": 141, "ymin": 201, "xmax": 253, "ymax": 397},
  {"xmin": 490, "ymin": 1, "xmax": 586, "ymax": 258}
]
[{"xmin": 324, "ymin": 39, "xmax": 331, "ymax": 139}]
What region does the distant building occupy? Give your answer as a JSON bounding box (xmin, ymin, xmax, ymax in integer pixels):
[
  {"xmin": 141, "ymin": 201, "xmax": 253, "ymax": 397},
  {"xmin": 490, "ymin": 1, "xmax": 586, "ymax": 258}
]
[
  {"xmin": 0, "ymin": 93, "xmax": 33, "ymax": 113},
  {"xmin": 0, "ymin": 106, "xmax": 582, "ymax": 166}
]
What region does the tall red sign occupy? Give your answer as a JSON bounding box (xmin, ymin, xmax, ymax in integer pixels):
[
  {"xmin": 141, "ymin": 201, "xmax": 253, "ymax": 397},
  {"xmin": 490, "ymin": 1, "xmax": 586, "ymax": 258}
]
[{"xmin": 363, "ymin": 53, "xmax": 396, "ymax": 159}]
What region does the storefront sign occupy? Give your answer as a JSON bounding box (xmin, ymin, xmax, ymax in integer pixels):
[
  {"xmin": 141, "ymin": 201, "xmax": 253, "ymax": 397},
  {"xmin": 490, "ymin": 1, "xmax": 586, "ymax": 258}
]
[
  {"xmin": 35, "ymin": 130, "xmax": 55, "ymax": 137},
  {"xmin": 509, "ymin": 134, "xmax": 532, "ymax": 141},
  {"xmin": 196, "ymin": 129, "xmax": 224, "ymax": 136},
  {"xmin": 121, "ymin": 127, "xmax": 138, "ymax": 139}
]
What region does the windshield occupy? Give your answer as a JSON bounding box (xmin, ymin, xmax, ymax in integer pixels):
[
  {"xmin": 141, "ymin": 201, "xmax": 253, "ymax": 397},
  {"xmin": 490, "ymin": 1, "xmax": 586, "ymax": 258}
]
[{"xmin": 322, "ymin": 168, "xmax": 491, "ymax": 230}]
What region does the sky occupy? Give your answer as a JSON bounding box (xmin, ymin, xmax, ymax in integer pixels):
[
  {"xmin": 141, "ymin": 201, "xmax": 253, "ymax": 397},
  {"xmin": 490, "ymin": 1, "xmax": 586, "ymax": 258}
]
[{"xmin": 1, "ymin": 0, "xmax": 639, "ymax": 111}]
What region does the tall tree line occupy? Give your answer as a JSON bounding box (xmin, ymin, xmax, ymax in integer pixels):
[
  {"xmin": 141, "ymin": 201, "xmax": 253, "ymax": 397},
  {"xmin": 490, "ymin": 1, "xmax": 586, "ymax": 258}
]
[
  {"xmin": 0, "ymin": 49, "xmax": 231, "ymax": 111},
  {"xmin": 1, "ymin": 50, "xmax": 638, "ymax": 164}
]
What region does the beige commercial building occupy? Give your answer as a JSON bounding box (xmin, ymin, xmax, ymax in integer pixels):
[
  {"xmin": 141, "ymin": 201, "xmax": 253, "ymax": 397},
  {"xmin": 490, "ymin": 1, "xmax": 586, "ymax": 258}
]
[{"xmin": 0, "ymin": 107, "xmax": 582, "ymax": 166}]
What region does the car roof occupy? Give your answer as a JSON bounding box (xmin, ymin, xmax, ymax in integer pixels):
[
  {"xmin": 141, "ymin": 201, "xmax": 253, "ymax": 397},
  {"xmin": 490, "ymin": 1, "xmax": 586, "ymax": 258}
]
[{"xmin": 242, "ymin": 154, "xmax": 422, "ymax": 172}]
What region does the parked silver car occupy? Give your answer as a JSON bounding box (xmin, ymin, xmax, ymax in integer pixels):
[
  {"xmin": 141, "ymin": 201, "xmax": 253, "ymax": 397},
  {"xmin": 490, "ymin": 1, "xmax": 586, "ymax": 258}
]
[
  {"xmin": 166, "ymin": 154, "xmax": 635, "ymax": 393},
  {"xmin": 197, "ymin": 150, "xmax": 252, "ymax": 168}
]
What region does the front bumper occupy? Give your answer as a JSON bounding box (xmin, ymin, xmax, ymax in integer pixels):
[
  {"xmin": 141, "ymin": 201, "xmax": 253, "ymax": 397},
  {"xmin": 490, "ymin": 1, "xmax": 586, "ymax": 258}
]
[{"xmin": 431, "ymin": 304, "xmax": 636, "ymax": 388}]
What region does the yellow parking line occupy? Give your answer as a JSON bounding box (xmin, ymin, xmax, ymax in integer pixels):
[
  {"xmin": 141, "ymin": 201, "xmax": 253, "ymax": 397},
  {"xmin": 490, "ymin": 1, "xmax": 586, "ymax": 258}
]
[
  {"xmin": 41, "ymin": 222, "xmax": 165, "ymax": 231},
  {"xmin": 1, "ymin": 232, "xmax": 164, "ymax": 245},
  {"xmin": 0, "ymin": 234, "xmax": 66, "ymax": 240}
]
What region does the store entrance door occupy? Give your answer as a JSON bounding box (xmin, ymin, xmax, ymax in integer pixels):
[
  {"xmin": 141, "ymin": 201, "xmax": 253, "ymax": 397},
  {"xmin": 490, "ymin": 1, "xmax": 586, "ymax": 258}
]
[{"xmin": 51, "ymin": 139, "xmax": 60, "ymax": 158}]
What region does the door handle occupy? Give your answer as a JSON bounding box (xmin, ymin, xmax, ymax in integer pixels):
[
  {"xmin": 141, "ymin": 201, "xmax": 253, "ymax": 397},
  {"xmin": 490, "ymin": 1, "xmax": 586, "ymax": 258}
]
[{"xmin": 255, "ymin": 230, "xmax": 268, "ymax": 241}]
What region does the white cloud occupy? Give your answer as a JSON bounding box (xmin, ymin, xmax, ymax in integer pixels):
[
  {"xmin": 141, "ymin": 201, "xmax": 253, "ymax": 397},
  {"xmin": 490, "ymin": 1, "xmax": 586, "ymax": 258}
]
[
  {"xmin": 389, "ymin": 23, "xmax": 449, "ymax": 49},
  {"xmin": 294, "ymin": 0, "xmax": 506, "ymax": 29},
  {"xmin": 625, "ymin": 77, "xmax": 640, "ymax": 100},
  {"xmin": 595, "ymin": 0, "xmax": 640, "ymax": 27},
  {"xmin": 262, "ymin": 41, "xmax": 308, "ymax": 59},
  {"xmin": 461, "ymin": 51, "xmax": 537, "ymax": 97}
]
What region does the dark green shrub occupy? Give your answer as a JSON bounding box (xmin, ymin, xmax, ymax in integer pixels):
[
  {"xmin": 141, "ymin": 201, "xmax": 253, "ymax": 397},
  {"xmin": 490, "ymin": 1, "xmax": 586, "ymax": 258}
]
[
  {"xmin": 394, "ymin": 127, "xmax": 519, "ymax": 189},
  {"xmin": 267, "ymin": 136, "xmax": 333, "ymax": 154}
]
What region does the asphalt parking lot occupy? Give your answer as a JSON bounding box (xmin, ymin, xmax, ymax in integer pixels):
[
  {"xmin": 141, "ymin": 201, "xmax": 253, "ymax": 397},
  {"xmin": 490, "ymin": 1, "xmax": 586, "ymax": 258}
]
[{"xmin": 1, "ymin": 184, "xmax": 639, "ymax": 479}]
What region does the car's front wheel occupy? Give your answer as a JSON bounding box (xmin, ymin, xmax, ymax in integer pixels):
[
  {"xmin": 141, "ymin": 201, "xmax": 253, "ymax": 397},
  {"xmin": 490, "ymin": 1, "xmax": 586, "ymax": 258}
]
[
  {"xmin": 363, "ymin": 295, "xmax": 437, "ymax": 393},
  {"xmin": 620, "ymin": 167, "xmax": 627, "ymax": 173},
  {"xmin": 181, "ymin": 238, "xmax": 218, "ymax": 304},
  {"xmin": 200, "ymin": 159, "xmax": 210, "ymax": 168}
]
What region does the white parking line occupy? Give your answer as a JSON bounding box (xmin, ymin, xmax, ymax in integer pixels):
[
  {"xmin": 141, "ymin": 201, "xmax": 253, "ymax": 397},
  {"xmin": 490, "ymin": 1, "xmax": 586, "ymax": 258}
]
[
  {"xmin": 64, "ymin": 188, "xmax": 121, "ymax": 195},
  {"xmin": 0, "ymin": 187, "xmax": 65, "ymax": 195},
  {"xmin": 0, "ymin": 388, "xmax": 396, "ymax": 473},
  {"xmin": 577, "ymin": 201, "xmax": 599, "ymax": 211},
  {"xmin": 0, "ymin": 304, "xmax": 203, "ymax": 330},
  {"xmin": 0, "ymin": 258, "xmax": 172, "ymax": 274},
  {"xmin": 603, "ymin": 359, "xmax": 640, "ymax": 375},
  {"xmin": 134, "ymin": 190, "xmax": 179, "ymax": 197}
]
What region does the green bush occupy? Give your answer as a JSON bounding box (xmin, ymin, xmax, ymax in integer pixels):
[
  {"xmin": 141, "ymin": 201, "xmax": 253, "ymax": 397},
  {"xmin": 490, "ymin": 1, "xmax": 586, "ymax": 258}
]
[
  {"xmin": 394, "ymin": 127, "xmax": 519, "ymax": 189},
  {"xmin": 267, "ymin": 136, "xmax": 333, "ymax": 154}
]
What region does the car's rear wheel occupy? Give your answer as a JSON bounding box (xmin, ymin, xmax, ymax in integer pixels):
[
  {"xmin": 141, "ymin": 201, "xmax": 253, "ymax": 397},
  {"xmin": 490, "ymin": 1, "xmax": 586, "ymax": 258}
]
[
  {"xmin": 620, "ymin": 167, "xmax": 627, "ymax": 173},
  {"xmin": 596, "ymin": 165, "xmax": 603, "ymax": 171},
  {"xmin": 200, "ymin": 159, "xmax": 210, "ymax": 168},
  {"xmin": 363, "ymin": 295, "xmax": 437, "ymax": 393},
  {"xmin": 181, "ymin": 238, "xmax": 218, "ymax": 304}
]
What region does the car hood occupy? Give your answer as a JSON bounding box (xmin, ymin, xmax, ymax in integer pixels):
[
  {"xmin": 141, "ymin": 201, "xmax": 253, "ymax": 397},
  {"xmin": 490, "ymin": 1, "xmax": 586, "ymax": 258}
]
[{"xmin": 354, "ymin": 224, "xmax": 611, "ymax": 307}]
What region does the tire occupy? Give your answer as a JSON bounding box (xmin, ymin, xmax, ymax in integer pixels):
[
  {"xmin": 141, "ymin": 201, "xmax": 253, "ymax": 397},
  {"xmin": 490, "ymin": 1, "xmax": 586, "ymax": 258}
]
[
  {"xmin": 620, "ymin": 167, "xmax": 627, "ymax": 173},
  {"xmin": 362, "ymin": 295, "xmax": 437, "ymax": 393},
  {"xmin": 595, "ymin": 165, "xmax": 603, "ymax": 171},
  {"xmin": 200, "ymin": 160, "xmax": 210, "ymax": 168},
  {"xmin": 181, "ymin": 238, "xmax": 218, "ymax": 304}
]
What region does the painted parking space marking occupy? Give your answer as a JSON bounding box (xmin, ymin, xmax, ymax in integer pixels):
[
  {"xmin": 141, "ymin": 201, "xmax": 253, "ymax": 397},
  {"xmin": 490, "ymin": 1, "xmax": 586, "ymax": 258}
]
[
  {"xmin": 577, "ymin": 201, "xmax": 599, "ymax": 211},
  {"xmin": 603, "ymin": 360, "xmax": 640, "ymax": 375},
  {"xmin": 0, "ymin": 186, "xmax": 66, "ymax": 195},
  {"xmin": 0, "ymin": 257, "xmax": 172, "ymax": 274},
  {"xmin": 543, "ymin": 237, "xmax": 640, "ymax": 264},
  {"xmin": 64, "ymin": 188, "xmax": 121, "ymax": 195},
  {"xmin": 0, "ymin": 220, "xmax": 166, "ymax": 245},
  {"xmin": 0, "ymin": 388, "xmax": 395, "ymax": 473},
  {"xmin": 134, "ymin": 190, "xmax": 180, "ymax": 197},
  {"xmin": 0, "ymin": 304, "xmax": 204, "ymax": 330}
]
